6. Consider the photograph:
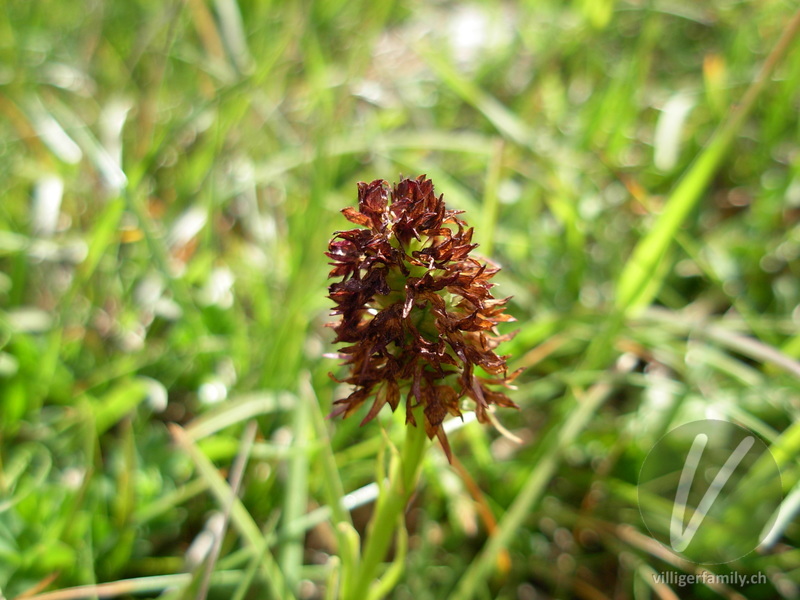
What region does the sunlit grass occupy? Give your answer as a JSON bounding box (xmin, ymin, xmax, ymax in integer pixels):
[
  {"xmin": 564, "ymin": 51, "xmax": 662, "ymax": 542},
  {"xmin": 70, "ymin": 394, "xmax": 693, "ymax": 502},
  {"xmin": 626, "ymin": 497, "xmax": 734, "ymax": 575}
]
[{"xmin": 1, "ymin": 1, "xmax": 800, "ymax": 599}]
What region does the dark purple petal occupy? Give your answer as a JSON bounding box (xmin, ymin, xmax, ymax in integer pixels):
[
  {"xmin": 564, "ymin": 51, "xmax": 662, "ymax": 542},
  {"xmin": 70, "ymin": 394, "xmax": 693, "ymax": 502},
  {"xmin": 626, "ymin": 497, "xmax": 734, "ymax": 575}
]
[{"xmin": 326, "ymin": 176, "xmax": 521, "ymax": 462}]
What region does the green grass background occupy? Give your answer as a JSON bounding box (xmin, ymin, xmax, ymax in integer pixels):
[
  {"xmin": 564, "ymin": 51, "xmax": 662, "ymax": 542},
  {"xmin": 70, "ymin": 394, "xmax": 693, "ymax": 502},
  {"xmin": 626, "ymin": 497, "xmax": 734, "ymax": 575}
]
[{"xmin": 2, "ymin": 0, "xmax": 800, "ymax": 598}]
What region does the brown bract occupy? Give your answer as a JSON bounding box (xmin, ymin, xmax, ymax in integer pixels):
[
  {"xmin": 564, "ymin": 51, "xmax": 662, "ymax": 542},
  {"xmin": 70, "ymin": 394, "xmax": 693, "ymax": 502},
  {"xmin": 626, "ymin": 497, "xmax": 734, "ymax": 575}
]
[{"xmin": 326, "ymin": 175, "xmax": 521, "ymax": 460}]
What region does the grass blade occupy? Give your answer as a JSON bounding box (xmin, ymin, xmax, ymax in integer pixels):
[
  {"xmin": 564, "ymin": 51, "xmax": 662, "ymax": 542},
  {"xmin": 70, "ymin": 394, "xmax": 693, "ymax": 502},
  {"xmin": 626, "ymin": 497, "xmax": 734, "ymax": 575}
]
[{"xmin": 615, "ymin": 8, "xmax": 800, "ymax": 313}]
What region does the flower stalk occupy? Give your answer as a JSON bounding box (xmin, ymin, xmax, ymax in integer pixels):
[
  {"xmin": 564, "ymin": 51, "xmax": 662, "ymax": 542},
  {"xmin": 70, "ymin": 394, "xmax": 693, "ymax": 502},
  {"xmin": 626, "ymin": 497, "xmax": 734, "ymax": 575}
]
[
  {"xmin": 326, "ymin": 175, "xmax": 521, "ymax": 598},
  {"xmin": 344, "ymin": 405, "xmax": 429, "ymax": 600}
]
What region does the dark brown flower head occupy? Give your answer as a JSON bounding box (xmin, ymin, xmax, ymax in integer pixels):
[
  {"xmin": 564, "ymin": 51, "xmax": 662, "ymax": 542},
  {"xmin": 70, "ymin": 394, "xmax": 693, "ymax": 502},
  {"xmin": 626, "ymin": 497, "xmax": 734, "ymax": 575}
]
[{"xmin": 326, "ymin": 175, "xmax": 521, "ymax": 460}]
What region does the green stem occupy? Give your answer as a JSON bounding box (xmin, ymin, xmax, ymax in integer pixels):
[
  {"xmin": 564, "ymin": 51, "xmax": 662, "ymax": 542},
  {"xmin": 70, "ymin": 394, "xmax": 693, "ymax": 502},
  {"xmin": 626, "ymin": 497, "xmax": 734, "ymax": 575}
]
[{"xmin": 345, "ymin": 411, "xmax": 429, "ymax": 600}]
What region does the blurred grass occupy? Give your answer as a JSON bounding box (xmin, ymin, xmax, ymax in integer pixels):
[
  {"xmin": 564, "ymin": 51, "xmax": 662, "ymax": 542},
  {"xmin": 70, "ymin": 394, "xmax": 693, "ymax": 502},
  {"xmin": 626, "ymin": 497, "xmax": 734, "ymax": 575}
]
[{"xmin": 2, "ymin": 1, "xmax": 800, "ymax": 599}]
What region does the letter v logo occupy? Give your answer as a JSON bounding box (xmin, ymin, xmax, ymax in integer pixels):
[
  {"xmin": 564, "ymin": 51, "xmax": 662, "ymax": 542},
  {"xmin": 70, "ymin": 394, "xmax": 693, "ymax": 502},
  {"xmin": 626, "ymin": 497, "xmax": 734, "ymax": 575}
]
[{"xmin": 669, "ymin": 433, "xmax": 754, "ymax": 552}]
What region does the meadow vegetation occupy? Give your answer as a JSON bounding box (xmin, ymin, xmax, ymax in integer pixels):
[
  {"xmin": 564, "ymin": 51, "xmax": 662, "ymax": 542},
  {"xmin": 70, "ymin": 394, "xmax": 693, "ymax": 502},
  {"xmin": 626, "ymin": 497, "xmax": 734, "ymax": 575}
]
[{"xmin": 1, "ymin": 1, "xmax": 800, "ymax": 598}]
